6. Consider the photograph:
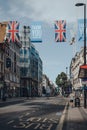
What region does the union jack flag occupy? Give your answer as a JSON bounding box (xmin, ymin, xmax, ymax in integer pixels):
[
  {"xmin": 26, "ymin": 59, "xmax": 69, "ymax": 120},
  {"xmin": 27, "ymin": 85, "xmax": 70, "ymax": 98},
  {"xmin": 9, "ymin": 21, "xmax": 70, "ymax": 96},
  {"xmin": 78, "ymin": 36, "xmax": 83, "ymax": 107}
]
[
  {"xmin": 7, "ymin": 21, "xmax": 20, "ymax": 43},
  {"xmin": 55, "ymin": 20, "xmax": 66, "ymax": 42}
]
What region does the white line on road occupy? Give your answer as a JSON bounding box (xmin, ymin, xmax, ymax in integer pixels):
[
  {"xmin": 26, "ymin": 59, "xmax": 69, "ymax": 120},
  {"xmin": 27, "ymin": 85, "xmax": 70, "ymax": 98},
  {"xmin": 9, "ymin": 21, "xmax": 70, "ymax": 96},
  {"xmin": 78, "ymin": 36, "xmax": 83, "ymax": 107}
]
[
  {"xmin": 56, "ymin": 102, "xmax": 68, "ymax": 130},
  {"xmin": 50, "ymin": 118, "xmax": 57, "ymax": 123},
  {"xmin": 19, "ymin": 115, "xmax": 23, "ymax": 118},
  {"xmin": 26, "ymin": 117, "xmax": 35, "ymax": 122},
  {"xmin": 47, "ymin": 124, "xmax": 53, "ymax": 130},
  {"xmin": 34, "ymin": 123, "xmax": 41, "ymax": 129},
  {"xmin": 42, "ymin": 118, "xmax": 47, "ymax": 122},
  {"xmin": 56, "ymin": 112, "xmax": 62, "ymax": 116},
  {"xmin": 7, "ymin": 120, "xmax": 14, "ymax": 124},
  {"xmin": 37, "ymin": 117, "xmax": 41, "ymax": 121},
  {"xmin": 25, "ymin": 113, "xmax": 30, "ymax": 116},
  {"xmin": 25, "ymin": 123, "xmax": 34, "ymax": 128}
]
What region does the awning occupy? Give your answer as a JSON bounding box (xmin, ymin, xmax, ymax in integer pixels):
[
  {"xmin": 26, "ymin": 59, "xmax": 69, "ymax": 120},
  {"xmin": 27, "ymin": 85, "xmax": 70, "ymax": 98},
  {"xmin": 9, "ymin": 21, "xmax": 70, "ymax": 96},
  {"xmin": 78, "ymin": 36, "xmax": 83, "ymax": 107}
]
[{"xmin": 78, "ymin": 65, "xmax": 87, "ymax": 78}]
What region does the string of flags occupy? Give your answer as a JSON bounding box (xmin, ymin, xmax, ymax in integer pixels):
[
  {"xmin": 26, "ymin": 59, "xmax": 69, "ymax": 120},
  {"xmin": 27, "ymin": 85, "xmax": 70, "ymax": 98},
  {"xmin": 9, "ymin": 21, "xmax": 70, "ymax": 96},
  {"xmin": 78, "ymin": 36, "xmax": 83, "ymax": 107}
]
[
  {"xmin": 0, "ymin": 19, "xmax": 87, "ymax": 44},
  {"xmin": 54, "ymin": 20, "xmax": 66, "ymax": 42},
  {"xmin": 0, "ymin": 21, "xmax": 20, "ymax": 43},
  {"xmin": 7, "ymin": 21, "xmax": 20, "ymax": 43}
]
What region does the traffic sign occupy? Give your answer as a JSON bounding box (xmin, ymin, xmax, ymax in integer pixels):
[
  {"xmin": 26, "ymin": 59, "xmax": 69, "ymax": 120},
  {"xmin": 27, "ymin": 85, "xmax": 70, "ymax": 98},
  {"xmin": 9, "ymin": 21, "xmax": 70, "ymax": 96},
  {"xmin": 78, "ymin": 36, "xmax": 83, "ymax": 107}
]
[{"xmin": 82, "ymin": 78, "xmax": 87, "ymax": 85}]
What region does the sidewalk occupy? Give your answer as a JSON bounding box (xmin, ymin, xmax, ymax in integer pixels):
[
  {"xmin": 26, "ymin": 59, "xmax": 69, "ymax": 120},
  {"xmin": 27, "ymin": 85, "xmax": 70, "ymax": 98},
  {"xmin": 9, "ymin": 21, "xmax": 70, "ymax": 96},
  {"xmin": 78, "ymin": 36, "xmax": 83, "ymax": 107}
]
[
  {"xmin": 0, "ymin": 97, "xmax": 27, "ymax": 107},
  {"xmin": 0, "ymin": 97, "xmax": 41, "ymax": 106},
  {"xmin": 63, "ymin": 99, "xmax": 87, "ymax": 130},
  {"xmin": 0, "ymin": 97, "xmax": 26, "ymax": 103}
]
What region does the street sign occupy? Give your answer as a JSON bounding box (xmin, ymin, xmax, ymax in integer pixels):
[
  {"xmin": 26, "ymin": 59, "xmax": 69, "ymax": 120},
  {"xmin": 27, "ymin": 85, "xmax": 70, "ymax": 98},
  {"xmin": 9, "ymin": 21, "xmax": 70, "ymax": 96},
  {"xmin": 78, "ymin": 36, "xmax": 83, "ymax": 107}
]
[
  {"xmin": 84, "ymin": 86, "xmax": 87, "ymax": 90},
  {"xmin": 82, "ymin": 78, "xmax": 87, "ymax": 85}
]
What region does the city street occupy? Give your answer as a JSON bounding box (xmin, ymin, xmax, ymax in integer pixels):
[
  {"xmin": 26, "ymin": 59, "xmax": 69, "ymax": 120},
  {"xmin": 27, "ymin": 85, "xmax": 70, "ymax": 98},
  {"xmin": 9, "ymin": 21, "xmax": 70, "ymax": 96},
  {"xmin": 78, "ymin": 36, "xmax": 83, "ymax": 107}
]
[
  {"xmin": 0, "ymin": 96, "xmax": 67, "ymax": 130},
  {"xmin": 0, "ymin": 0, "xmax": 87, "ymax": 130}
]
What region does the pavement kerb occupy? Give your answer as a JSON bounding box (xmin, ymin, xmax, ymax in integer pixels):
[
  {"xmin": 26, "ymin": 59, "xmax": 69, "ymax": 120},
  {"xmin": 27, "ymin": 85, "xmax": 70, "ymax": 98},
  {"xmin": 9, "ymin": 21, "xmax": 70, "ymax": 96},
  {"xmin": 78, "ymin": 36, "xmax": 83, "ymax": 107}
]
[
  {"xmin": 56, "ymin": 102, "xmax": 69, "ymax": 130},
  {"xmin": 81, "ymin": 107, "xmax": 87, "ymax": 113},
  {"xmin": 0, "ymin": 97, "xmax": 26, "ymax": 103}
]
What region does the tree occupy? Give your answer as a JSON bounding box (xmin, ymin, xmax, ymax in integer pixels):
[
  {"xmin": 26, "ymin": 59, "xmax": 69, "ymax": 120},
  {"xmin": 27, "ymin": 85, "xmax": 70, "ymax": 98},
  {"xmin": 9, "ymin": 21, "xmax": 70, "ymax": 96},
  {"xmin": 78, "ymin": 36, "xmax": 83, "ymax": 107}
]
[
  {"xmin": 56, "ymin": 72, "xmax": 67, "ymax": 87},
  {"xmin": 55, "ymin": 72, "xmax": 67, "ymax": 95}
]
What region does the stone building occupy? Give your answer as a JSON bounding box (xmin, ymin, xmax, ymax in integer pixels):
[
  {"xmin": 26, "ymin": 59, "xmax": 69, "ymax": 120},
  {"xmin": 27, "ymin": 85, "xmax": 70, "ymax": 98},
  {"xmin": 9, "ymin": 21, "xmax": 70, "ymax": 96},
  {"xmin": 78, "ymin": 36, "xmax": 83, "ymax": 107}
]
[
  {"xmin": 0, "ymin": 21, "xmax": 21, "ymax": 99},
  {"xmin": 70, "ymin": 47, "xmax": 87, "ymax": 90}
]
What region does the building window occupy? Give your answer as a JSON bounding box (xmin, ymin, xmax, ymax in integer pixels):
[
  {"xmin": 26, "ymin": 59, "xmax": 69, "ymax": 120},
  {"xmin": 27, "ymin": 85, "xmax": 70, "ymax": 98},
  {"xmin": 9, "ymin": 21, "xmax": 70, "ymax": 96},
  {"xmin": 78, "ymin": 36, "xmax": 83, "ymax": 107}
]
[
  {"xmin": 24, "ymin": 48, "xmax": 27, "ymax": 55},
  {"xmin": 20, "ymin": 49, "xmax": 23, "ymax": 55}
]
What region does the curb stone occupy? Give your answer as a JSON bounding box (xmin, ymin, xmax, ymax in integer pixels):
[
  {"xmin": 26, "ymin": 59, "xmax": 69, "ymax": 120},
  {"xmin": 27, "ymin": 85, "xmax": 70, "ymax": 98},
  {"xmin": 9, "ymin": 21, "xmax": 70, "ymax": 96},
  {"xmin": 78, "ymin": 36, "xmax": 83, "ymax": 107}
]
[{"xmin": 56, "ymin": 102, "xmax": 69, "ymax": 130}]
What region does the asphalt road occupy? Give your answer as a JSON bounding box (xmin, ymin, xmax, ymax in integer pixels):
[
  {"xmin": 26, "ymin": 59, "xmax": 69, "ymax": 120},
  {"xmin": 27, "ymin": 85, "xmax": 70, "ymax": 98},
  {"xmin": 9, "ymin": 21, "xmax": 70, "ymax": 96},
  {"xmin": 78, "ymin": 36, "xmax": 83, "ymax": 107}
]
[{"xmin": 0, "ymin": 96, "xmax": 67, "ymax": 130}]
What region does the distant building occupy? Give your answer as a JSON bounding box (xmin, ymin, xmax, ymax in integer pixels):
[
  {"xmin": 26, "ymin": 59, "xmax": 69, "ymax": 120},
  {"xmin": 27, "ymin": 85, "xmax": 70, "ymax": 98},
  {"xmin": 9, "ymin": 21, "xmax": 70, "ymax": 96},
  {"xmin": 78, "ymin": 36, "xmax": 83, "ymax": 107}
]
[
  {"xmin": 70, "ymin": 48, "xmax": 86, "ymax": 90},
  {"xmin": 49, "ymin": 81, "xmax": 56, "ymax": 96},
  {"xmin": 42, "ymin": 74, "xmax": 56, "ymax": 96},
  {"xmin": 20, "ymin": 26, "xmax": 43, "ymax": 97}
]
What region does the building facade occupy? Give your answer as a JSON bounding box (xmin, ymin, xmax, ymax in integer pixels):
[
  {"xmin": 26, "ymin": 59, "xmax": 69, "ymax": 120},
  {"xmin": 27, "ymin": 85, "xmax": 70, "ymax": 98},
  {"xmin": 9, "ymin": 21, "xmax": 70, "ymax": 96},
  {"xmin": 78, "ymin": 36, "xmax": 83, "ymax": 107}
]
[
  {"xmin": 20, "ymin": 26, "xmax": 43, "ymax": 97},
  {"xmin": 42, "ymin": 74, "xmax": 56, "ymax": 96},
  {"xmin": 0, "ymin": 22, "xmax": 21, "ymax": 99},
  {"xmin": 7, "ymin": 41, "xmax": 21, "ymax": 97},
  {"xmin": 0, "ymin": 43, "xmax": 4, "ymax": 98},
  {"xmin": 70, "ymin": 48, "xmax": 87, "ymax": 90}
]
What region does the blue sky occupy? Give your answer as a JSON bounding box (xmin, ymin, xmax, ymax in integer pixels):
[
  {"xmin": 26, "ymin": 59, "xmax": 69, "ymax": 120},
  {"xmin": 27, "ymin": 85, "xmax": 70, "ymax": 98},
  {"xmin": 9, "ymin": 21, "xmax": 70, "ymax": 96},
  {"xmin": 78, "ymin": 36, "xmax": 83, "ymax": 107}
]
[{"xmin": 0, "ymin": 0, "xmax": 87, "ymax": 84}]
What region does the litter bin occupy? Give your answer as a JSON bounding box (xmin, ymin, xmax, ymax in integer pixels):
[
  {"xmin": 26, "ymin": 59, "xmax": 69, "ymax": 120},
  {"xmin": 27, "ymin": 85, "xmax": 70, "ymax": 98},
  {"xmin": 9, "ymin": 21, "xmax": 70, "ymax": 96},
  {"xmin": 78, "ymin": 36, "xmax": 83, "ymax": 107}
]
[{"xmin": 75, "ymin": 97, "xmax": 80, "ymax": 107}]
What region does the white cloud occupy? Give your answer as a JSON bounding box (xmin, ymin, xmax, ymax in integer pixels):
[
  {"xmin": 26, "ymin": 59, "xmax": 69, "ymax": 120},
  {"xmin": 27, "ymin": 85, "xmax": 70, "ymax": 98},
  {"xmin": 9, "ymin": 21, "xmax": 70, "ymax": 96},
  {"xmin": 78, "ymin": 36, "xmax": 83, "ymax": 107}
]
[
  {"xmin": 0, "ymin": 1, "xmax": 75, "ymax": 20},
  {"xmin": 1, "ymin": 0, "xmax": 87, "ymax": 23}
]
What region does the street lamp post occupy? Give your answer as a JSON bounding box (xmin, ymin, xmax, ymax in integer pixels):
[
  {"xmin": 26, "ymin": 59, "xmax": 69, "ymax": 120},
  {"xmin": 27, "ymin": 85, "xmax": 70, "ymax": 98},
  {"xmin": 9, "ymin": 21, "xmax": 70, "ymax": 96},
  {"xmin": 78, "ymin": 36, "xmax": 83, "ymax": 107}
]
[
  {"xmin": 75, "ymin": 3, "xmax": 86, "ymax": 108},
  {"xmin": 66, "ymin": 67, "xmax": 68, "ymax": 77}
]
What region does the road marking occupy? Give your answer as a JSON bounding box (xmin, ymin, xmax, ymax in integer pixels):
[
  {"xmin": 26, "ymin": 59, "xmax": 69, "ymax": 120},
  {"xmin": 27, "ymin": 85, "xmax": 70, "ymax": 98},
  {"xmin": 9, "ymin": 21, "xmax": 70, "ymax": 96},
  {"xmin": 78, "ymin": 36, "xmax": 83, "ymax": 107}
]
[
  {"xmin": 19, "ymin": 116, "xmax": 23, "ymax": 118},
  {"xmin": 13, "ymin": 122, "xmax": 25, "ymax": 128},
  {"xmin": 39, "ymin": 124, "xmax": 46, "ymax": 129},
  {"xmin": 19, "ymin": 118, "xmax": 23, "ymax": 121},
  {"xmin": 42, "ymin": 118, "xmax": 47, "ymax": 122},
  {"xmin": 37, "ymin": 117, "xmax": 41, "ymax": 121},
  {"xmin": 57, "ymin": 102, "xmax": 68, "ymax": 130},
  {"xmin": 39, "ymin": 124, "xmax": 53, "ymax": 130},
  {"xmin": 47, "ymin": 124, "xmax": 53, "ymax": 130},
  {"xmin": 7, "ymin": 120, "xmax": 14, "ymax": 124},
  {"xmin": 26, "ymin": 117, "xmax": 35, "ymax": 122},
  {"xmin": 25, "ymin": 113, "xmax": 30, "ymax": 116},
  {"xmin": 34, "ymin": 123, "xmax": 41, "ymax": 129},
  {"xmin": 56, "ymin": 112, "xmax": 62, "ymax": 116},
  {"xmin": 49, "ymin": 118, "xmax": 57, "ymax": 123},
  {"xmin": 25, "ymin": 123, "xmax": 34, "ymax": 128}
]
